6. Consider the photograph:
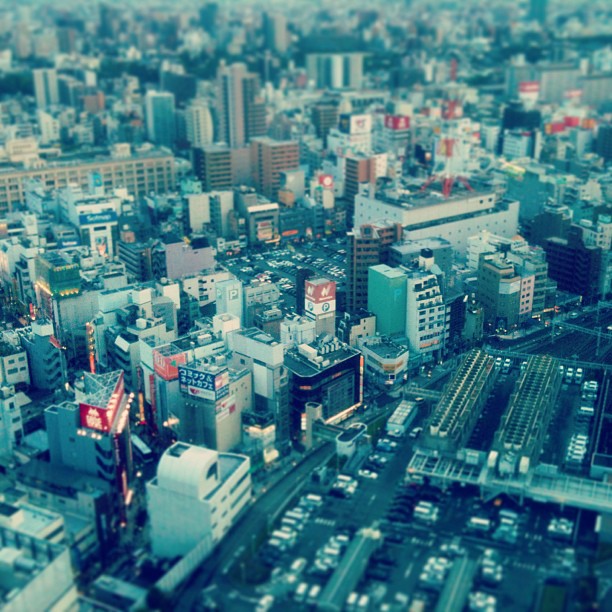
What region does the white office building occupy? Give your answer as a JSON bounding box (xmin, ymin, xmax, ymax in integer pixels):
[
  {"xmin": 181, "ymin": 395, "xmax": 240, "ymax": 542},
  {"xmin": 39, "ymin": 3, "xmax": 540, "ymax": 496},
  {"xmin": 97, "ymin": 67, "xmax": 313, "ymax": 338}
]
[
  {"xmin": 354, "ymin": 187, "xmax": 519, "ymax": 259},
  {"xmin": 406, "ymin": 269, "xmax": 446, "ymax": 360},
  {"xmin": 185, "ymin": 100, "xmax": 214, "ymax": 149},
  {"xmin": 147, "ymin": 442, "xmax": 251, "ymax": 559}
]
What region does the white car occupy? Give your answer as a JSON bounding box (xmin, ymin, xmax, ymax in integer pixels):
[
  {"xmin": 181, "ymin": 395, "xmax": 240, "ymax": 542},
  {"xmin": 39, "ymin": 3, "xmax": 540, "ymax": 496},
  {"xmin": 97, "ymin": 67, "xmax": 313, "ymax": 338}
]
[
  {"xmin": 358, "ymin": 469, "xmax": 379, "ymax": 480},
  {"xmin": 256, "ymin": 595, "xmax": 275, "ymax": 612}
]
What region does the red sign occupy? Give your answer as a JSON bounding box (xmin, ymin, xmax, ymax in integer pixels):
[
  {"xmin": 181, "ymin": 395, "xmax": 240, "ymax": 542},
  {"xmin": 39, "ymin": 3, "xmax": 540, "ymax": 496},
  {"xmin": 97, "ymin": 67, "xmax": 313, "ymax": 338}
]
[
  {"xmin": 564, "ymin": 89, "xmax": 582, "ymax": 99},
  {"xmin": 564, "ymin": 116, "xmax": 580, "ymax": 127},
  {"xmin": 149, "ymin": 373, "xmax": 157, "ymax": 431},
  {"xmin": 318, "ymin": 174, "xmax": 334, "ymax": 188},
  {"xmin": 519, "ymin": 81, "xmax": 540, "ymax": 94},
  {"xmin": 153, "ymin": 349, "xmax": 186, "ymax": 381},
  {"xmin": 79, "ymin": 371, "xmax": 125, "ymax": 431},
  {"xmin": 305, "ymin": 279, "xmax": 336, "ymax": 303},
  {"xmin": 547, "ymin": 122, "xmax": 566, "ymax": 134},
  {"xmin": 80, "ymin": 403, "xmax": 111, "ymax": 432},
  {"xmin": 49, "ymin": 335, "xmax": 62, "ymax": 349},
  {"xmin": 384, "ymin": 114, "xmax": 410, "ymax": 131}
]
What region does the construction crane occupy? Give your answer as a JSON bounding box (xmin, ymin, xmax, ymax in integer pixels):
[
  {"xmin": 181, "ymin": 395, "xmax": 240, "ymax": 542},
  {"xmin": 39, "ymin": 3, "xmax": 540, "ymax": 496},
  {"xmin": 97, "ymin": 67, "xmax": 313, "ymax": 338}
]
[{"xmin": 419, "ymin": 137, "xmax": 474, "ymax": 198}]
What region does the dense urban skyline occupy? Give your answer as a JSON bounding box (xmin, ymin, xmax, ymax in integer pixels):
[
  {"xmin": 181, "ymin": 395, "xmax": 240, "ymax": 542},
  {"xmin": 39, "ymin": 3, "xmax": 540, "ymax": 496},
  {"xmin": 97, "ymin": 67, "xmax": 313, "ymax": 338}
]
[{"xmin": 0, "ymin": 0, "xmax": 611, "ymax": 610}]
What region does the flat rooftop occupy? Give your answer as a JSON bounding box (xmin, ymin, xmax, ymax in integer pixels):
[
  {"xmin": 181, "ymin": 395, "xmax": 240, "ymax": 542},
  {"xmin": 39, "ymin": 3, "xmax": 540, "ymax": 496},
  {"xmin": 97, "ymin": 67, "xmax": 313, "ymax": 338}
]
[{"xmin": 284, "ymin": 345, "xmax": 358, "ymax": 378}]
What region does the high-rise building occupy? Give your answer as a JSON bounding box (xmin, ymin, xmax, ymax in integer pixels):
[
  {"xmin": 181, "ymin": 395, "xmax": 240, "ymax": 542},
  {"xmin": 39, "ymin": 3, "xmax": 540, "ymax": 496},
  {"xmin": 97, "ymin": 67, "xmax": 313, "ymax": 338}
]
[
  {"xmin": 228, "ymin": 328, "xmax": 290, "ymax": 447},
  {"xmin": 405, "ymin": 257, "xmax": 446, "ymax": 360},
  {"xmin": 45, "ymin": 370, "xmax": 133, "ymax": 523},
  {"xmin": 312, "ymin": 102, "xmax": 339, "ymax": 146},
  {"xmin": 33, "ymin": 69, "xmax": 59, "ymax": 109},
  {"xmin": 145, "ymin": 91, "xmax": 176, "ymax": 148},
  {"xmin": 544, "ymin": 226, "xmax": 603, "ymax": 305},
  {"xmin": 185, "ymin": 100, "xmax": 214, "ymax": 148},
  {"xmin": 595, "ymin": 124, "xmax": 612, "ymax": 162},
  {"xmin": 344, "ymin": 153, "xmax": 379, "ymax": 207},
  {"xmin": 193, "ymin": 145, "xmax": 233, "ymax": 192},
  {"xmin": 250, "ymin": 137, "xmax": 299, "ymax": 200},
  {"xmin": 263, "ymin": 12, "xmax": 288, "ymax": 54},
  {"xmin": 216, "ymin": 63, "xmax": 266, "ymax": 148},
  {"xmin": 346, "ymin": 222, "xmax": 403, "ymax": 313},
  {"xmin": 18, "ymin": 320, "xmax": 66, "ymax": 391},
  {"xmin": 176, "ymin": 359, "xmax": 245, "ymax": 451},
  {"xmin": 477, "ymin": 253, "xmax": 524, "ymax": 330},
  {"xmin": 367, "ymin": 264, "xmax": 407, "ymax": 336},
  {"xmin": 199, "ymin": 2, "xmax": 219, "ymax": 36},
  {"xmin": 530, "ymin": 0, "xmax": 548, "ymax": 24},
  {"xmin": 284, "ymin": 336, "xmax": 362, "ymax": 436},
  {"xmin": 306, "ymin": 53, "xmax": 365, "ymax": 89},
  {"xmin": 537, "ymin": 63, "xmax": 581, "ymax": 104},
  {"xmin": 527, "ymin": 203, "xmax": 572, "ymax": 247}
]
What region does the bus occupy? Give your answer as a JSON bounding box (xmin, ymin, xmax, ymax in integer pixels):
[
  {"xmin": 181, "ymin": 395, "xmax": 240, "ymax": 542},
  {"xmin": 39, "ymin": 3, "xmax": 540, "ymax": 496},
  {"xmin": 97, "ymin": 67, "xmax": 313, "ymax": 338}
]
[{"xmin": 131, "ymin": 434, "xmax": 154, "ymax": 463}]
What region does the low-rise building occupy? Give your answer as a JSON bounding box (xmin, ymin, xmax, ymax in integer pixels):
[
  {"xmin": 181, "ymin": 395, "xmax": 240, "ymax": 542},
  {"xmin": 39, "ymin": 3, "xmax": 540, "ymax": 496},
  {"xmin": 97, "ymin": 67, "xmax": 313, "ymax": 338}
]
[
  {"xmin": 358, "ymin": 336, "xmax": 409, "ymax": 388},
  {"xmin": 147, "ymin": 442, "xmax": 251, "ymax": 559},
  {"xmin": 0, "ymin": 526, "xmax": 77, "ymax": 611}
]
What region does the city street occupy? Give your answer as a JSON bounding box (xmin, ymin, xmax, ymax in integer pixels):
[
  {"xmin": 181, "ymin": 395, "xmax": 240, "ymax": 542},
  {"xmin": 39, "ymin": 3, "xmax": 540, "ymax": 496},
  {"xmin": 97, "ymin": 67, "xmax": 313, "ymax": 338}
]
[{"xmin": 175, "ymin": 442, "xmax": 335, "ymax": 610}]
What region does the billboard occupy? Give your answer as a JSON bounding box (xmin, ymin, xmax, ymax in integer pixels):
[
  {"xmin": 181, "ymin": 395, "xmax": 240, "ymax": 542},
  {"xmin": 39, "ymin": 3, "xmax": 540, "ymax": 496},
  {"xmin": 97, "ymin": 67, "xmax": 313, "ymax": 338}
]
[
  {"xmin": 178, "ymin": 366, "xmax": 229, "ymax": 401},
  {"xmin": 318, "ymin": 174, "xmax": 334, "ymax": 189},
  {"xmin": 78, "ymin": 211, "xmax": 118, "ymax": 225},
  {"xmin": 305, "ymin": 279, "xmax": 336, "ymax": 304},
  {"xmin": 95, "ymin": 236, "xmax": 108, "ymax": 257},
  {"xmin": 519, "ymin": 81, "xmax": 540, "ymax": 94},
  {"xmin": 305, "ymin": 279, "xmax": 337, "ymax": 316},
  {"xmin": 338, "ymin": 113, "xmax": 372, "ymax": 135},
  {"xmin": 153, "ymin": 349, "xmax": 186, "ymax": 381},
  {"xmin": 256, "ymin": 220, "xmax": 274, "ymax": 241},
  {"xmin": 384, "ymin": 115, "xmax": 410, "ymax": 131},
  {"xmin": 306, "ymin": 299, "xmax": 336, "ymax": 316},
  {"xmin": 216, "ymin": 394, "xmax": 236, "ymax": 422},
  {"xmin": 564, "ymin": 89, "xmax": 582, "ymax": 99},
  {"xmin": 80, "ymin": 403, "xmax": 111, "ymax": 432}
]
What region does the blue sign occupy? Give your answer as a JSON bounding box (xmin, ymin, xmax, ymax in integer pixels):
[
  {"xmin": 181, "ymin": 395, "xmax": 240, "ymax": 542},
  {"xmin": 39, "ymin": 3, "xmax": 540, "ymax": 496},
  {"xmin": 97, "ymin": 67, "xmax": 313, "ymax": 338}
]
[
  {"xmin": 78, "ymin": 211, "xmax": 118, "ymax": 225},
  {"xmin": 178, "ymin": 366, "xmax": 229, "ymax": 401}
]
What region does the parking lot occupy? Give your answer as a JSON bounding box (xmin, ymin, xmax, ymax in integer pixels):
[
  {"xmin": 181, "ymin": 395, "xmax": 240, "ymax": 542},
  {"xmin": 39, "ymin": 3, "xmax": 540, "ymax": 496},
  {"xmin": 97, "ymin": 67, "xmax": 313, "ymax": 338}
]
[
  {"xmin": 222, "ymin": 239, "xmax": 348, "ymax": 311},
  {"xmin": 233, "ymin": 405, "xmax": 599, "ymax": 612}
]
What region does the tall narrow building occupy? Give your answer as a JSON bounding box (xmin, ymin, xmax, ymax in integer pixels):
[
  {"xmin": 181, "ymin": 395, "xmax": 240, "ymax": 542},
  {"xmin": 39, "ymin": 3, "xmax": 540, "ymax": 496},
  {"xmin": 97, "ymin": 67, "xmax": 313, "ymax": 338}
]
[
  {"xmin": 346, "ymin": 222, "xmax": 403, "ymax": 313},
  {"xmin": 250, "ymin": 137, "xmax": 300, "ymax": 200},
  {"xmin": 216, "ymin": 63, "xmax": 266, "ymax": 148},
  {"xmin": 193, "ymin": 145, "xmax": 233, "ymax": 191},
  {"xmin": 530, "ymin": 0, "xmax": 548, "ymax": 24},
  {"xmin": 145, "ymin": 91, "xmax": 176, "ymax": 148},
  {"xmin": 33, "ymin": 68, "xmax": 59, "ymax": 109},
  {"xmin": 185, "ymin": 99, "xmax": 214, "ymax": 148}
]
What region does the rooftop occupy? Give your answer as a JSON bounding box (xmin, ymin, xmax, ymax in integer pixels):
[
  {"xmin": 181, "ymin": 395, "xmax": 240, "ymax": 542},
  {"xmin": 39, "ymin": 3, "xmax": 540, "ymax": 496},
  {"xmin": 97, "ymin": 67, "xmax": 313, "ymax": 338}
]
[
  {"xmin": 0, "ymin": 146, "xmax": 173, "ymax": 175},
  {"xmin": 360, "ymin": 337, "xmax": 408, "ymax": 360},
  {"xmin": 285, "ymin": 338, "xmax": 359, "ymax": 378}
]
